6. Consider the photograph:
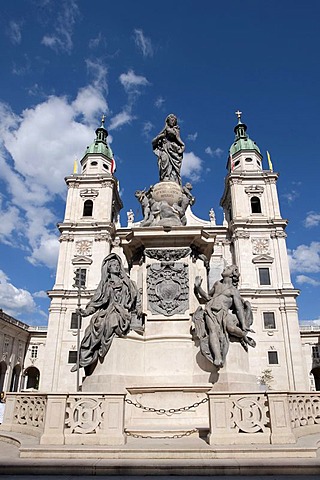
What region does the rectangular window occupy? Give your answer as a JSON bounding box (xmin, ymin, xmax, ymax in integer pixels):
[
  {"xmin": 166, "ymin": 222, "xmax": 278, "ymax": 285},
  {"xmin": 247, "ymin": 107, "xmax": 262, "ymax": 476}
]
[
  {"xmin": 30, "ymin": 345, "xmax": 38, "ymax": 359},
  {"xmin": 312, "ymin": 346, "xmax": 320, "ymax": 359},
  {"xmin": 263, "ymin": 312, "xmax": 276, "ymax": 329},
  {"xmin": 74, "ymin": 268, "xmax": 86, "ymax": 288},
  {"xmin": 70, "ymin": 312, "xmax": 82, "ymax": 329},
  {"xmin": 259, "ymin": 268, "xmax": 271, "ymax": 285},
  {"xmin": 268, "ymin": 351, "xmax": 279, "ymax": 365},
  {"xmin": 68, "ymin": 351, "xmax": 78, "ymax": 364}
]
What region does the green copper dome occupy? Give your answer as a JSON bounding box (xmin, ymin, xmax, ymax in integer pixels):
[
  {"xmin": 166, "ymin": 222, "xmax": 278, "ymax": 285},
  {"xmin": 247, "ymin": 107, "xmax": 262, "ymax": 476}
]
[
  {"xmin": 229, "ymin": 117, "xmax": 261, "ymax": 156},
  {"xmin": 85, "ymin": 116, "xmax": 113, "ymax": 159}
]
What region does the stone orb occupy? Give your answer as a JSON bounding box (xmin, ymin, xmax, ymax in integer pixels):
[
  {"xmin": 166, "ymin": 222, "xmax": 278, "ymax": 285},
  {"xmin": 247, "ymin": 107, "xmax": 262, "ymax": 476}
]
[{"xmin": 152, "ymin": 182, "xmax": 183, "ymax": 206}]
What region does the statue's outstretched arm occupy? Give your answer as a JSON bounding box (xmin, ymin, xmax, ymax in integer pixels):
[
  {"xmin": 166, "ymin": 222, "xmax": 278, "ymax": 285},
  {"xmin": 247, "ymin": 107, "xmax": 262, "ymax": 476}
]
[{"xmin": 194, "ymin": 276, "xmax": 210, "ymax": 302}]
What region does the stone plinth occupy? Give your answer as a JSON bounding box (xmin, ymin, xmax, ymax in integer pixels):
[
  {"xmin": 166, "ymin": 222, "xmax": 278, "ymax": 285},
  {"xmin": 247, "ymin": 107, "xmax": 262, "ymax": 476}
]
[{"xmin": 211, "ymin": 342, "xmax": 258, "ymax": 392}]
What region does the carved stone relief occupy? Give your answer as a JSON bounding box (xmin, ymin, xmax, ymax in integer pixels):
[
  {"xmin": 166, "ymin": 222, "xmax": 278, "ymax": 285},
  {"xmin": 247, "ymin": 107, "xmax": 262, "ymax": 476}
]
[
  {"xmin": 252, "ymin": 238, "xmax": 270, "ymax": 255},
  {"xmin": 59, "ymin": 233, "xmax": 74, "ymax": 242},
  {"xmin": 245, "ymin": 185, "xmax": 264, "ymax": 197},
  {"xmin": 147, "ymin": 262, "xmax": 189, "ymax": 316},
  {"xmin": 80, "ymin": 188, "xmax": 99, "ymax": 198},
  {"xmin": 146, "ymin": 249, "xmax": 189, "ymax": 316},
  {"xmin": 75, "ymin": 240, "xmax": 93, "ymax": 256}
]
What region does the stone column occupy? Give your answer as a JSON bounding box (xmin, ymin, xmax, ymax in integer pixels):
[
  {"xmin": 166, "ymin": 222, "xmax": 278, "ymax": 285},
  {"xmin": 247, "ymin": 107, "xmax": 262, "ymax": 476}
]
[{"xmin": 267, "ymin": 392, "xmax": 296, "ymax": 444}]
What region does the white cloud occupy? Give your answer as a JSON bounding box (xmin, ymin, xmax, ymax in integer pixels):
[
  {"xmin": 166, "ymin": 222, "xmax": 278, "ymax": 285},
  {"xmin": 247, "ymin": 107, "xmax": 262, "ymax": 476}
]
[
  {"xmin": 88, "ymin": 33, "xmax": 106, "ymax": 49},
  {"xmin": 304, "ymin": 211, "xmax": 320, "ymax": 228},
  {"xmin": 187, "ymin": 132, "xmax": 198, "ymax": 142},
  {"xmin": 282, "ymin": 190, "xmax": 299, "ymax": 204},
  {"xmin": 33, "ymin": 290, "xmax": 48, "ymax": 299},
  {"xmin": 133, "ymin": 29, "xmax": 154, "ymax": 57},
  {"xmin": 41, "ymin": 0, "xmax": 80, "ymax": 54},
  {"xmin": 0, "ymin": 270, "xmax": 36, "ymax": 317},
  {"xmin": 86, "ymin": 59, "xmax": 108, "ymax": 92},
  {"xmin": 119, "ymin": 70, "xmax": 149, "ymax": 93},
  {"xmin": 181, "ymin": 151, "xmax": 204, "ymax": 183},
  {"xmin": 0, "ymin": 196, "xmax": 22, "ymax": 244},
  {"xmin": 109, "ymin": 110, "xmax": 135, "ymax": 131},
  {"xmin": 295, "ymin": 275, "xmax": 320, "ymax": 286},
  {"xmin": 142, "ymin": 121, "xmax": 154, "ymax": 138},
  {"xmin": 205, "ymin": 146, "xmax": 223, "ymax": 157},
  {"xmin": 155, "ymin": 96, "xmax": 165, "ymax": 109},
  {"xmin": 8, "ymin": 21, "xmax": 22, "ymax": 45},
  {"xmin": 0, "ymin": 67, "xmax": 107, "ymax": 268},
  {"xmin": 27, "ymin": 234, "xmax": 59, "ymax": 269},
  {"xmin": 288, "ymin": 242, "xmax": 320, "ymax": 273}
]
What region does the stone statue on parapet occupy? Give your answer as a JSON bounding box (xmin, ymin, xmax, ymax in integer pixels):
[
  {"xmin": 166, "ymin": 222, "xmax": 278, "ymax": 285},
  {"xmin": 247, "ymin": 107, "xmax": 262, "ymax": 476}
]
[
  {"xmin": 152, "ymin": 113, "xmax": 185, "ymax": 186},
  {"xmin": 193, "ymin": 265, "xmax": 256, "ymax": 368},
  {"xmin": 71, "ymin": 253, "xmax": 143, "ymax": 376}
]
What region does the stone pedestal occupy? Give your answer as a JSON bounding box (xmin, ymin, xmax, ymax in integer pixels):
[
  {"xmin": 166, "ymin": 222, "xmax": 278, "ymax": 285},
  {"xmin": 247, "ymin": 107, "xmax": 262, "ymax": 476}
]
[{"xmin": 211, "ymin": 342, "xmax": 258, "ymax": 392}]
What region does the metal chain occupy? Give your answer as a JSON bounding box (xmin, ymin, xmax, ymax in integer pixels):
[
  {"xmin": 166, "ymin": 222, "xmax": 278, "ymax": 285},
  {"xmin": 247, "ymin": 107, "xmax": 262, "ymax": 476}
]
[
  {"xmin": 125, "ymin": 428, "xmax": 198, "ymax": 440},
  {"xmin": 125, "ymin": 396, "xmax": 208, "ymax": 415}
]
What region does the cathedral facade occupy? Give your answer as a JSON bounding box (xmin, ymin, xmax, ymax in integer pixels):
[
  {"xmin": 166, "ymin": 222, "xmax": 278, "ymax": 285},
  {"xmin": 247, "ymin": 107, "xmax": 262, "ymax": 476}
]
[{"xmin": 38, "ymin": 113, "xmax": 309, "ymax": 394}]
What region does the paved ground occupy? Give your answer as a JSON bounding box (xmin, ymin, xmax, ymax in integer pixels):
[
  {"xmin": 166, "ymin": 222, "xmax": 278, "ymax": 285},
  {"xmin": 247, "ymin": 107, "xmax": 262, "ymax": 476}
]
[{"xmin": 0, "ymin": 431, "xmax": 319, "ymax": 476}]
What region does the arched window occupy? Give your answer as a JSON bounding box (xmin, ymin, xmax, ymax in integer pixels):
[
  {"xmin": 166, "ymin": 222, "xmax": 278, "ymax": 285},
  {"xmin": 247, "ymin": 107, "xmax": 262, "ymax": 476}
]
[
  {"xmin": 251, "ymin": 196, "xmax": 261, "ymax": 214},
  {"xmin": 0, "ymin": 362, "xmax": 7, "ymax": 392},
  {"xmin": 83, "ymin": 200, "xmax": 93, "ymax": 217},
  {"xmin": 9, "ymin": 365, "xmax": 21, "ymax": 392},
  {"xmin": 24, "ymin": 366, "xmax": 40, "ymax": 390}
]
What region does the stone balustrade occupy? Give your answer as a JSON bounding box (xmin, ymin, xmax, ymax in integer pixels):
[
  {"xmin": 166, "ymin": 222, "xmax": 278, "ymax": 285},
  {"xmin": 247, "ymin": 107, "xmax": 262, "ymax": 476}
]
[{"xmin": 1, "ymin": 391, "xmax": 319, "ymax": 446}]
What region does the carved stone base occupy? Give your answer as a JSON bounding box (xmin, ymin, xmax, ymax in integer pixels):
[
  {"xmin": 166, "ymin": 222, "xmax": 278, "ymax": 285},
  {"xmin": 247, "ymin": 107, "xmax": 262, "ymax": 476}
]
[
  {"xmin": 152, "ymin": 181, "xmax": 183, "ymax": 206},
  {"xmin": 210, "ymin": 342, "xmax": 258, "ymax": 392}
]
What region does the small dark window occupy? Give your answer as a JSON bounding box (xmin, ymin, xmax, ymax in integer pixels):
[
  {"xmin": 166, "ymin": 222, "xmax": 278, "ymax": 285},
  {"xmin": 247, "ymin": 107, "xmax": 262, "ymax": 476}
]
[
  {"xmin": 245, "ymin": 157, "xmax": 252, "ymax": 162},
  {"xmin": 31, "ymin": 345, "xmax": 38, "ymax": 358},
  {"xmin": 83, "ymin": 163, "xmax": 87, "ymax": 170},
  {"xmin": 268, "ymin": 351, "xmax": 279, "ymax": 365},
  {"xmin": 312, "ymin": 346, "xmax": 320, "ymax": 359},
  {"xmin": 263, "ymin": 312, "xmax": 276, "ymax": 329},
  {"xmin": 251, "ymin": 196, "xmax": 261, "ymax": 213},
  {"xmin": 259, "ymin": 268, "xmax": 271, "ymax": 285},
  {"xmin": 83, "ymin": 200, "xmax": 93, "ymax": 216},
  {"xmin": 74, "ymin": 268, "xmax": 86, "ymax": 288},
  {"xmin": 234, "ymin": 160, "xmax": 240, "ymax": 167},
  {"xmin": 90, "ymin": 161, "xmax": 98, "ymax": 166},
  {"xmin": 70, "ymin": 312, "xmax": 82, "ymax": 329},
  {"xmin": 68, "ymin": 351, "xmax": 78, "ymax": 363},
  {"xmin": 103, "ymin": 163, "xmax": 109, "ymax": 170}
]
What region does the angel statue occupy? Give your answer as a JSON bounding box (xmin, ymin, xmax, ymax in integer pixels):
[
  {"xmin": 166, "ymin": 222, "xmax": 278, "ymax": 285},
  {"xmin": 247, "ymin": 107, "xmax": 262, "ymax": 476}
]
[{"xmin": 193, "ymin": 265, "xmax": 256, "ymax": 368}]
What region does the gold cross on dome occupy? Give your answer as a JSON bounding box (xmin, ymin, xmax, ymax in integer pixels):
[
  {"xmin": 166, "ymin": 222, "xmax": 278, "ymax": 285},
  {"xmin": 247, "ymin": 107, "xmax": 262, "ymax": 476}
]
[
  {"xmin": 235, "ymin": 110, "xmax": 242, "ymax": 121},
  {"xmin": 101, "ymin": 114, "xmax": 106, "ymax": 126}
]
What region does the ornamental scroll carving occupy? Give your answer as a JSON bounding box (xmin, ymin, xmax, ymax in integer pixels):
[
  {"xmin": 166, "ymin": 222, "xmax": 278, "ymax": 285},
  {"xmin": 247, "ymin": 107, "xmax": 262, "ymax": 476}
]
[
  {"xmin": 252, "ymin": 238, "xmax": 270, "ymax": 255},
  {"xmin": 245, "ymin": 185, "xmax": 264, "ymax": 197},
  {"xmin": 231, "ymin": 395, "xmax": 268, "ymax": 433},
  {"xmin": 146, "ymin": 248, "xmax": 189, "ymax": 316},
  {"xmin": 14, "ymin": 396, "xmax": 46, "ymax": 428},
  {"xmin": 75, "ymin": 240, "xmax": 92, "ymax": 256},
  {"xmin": 65, "ymin": 397, "xmax": 103, "ymax": 434},
  {"xmin": 288, "ymin": 394, "xmax": 320, "ymax": 428},
  {"xmin": 80, "ymin": 188, "xmax": 99, "ymax": 198}
]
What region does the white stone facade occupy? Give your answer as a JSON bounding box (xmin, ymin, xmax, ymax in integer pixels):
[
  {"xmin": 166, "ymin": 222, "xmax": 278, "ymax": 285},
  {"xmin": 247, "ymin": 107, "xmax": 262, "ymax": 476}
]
[{"xmin": 36, "ymin": 119, "xmax": 310, "ymax": 393}]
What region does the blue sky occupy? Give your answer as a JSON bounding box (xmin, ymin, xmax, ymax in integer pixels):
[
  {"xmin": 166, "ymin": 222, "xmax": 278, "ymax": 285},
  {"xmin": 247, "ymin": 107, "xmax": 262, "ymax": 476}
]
[{"xmin": 0, "ymin": 0, "xmax": 319, "ymax": 325}]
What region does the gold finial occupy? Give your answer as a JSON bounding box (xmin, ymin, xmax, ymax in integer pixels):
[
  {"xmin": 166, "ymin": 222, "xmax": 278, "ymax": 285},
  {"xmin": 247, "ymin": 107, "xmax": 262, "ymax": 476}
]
[
  {"xmin": 235, "ymin": 110, "xmax": 242, "ymax": 122},
  {"xmin": 101, "ymin": 114, "xmax": 106, "ymax": 127}
]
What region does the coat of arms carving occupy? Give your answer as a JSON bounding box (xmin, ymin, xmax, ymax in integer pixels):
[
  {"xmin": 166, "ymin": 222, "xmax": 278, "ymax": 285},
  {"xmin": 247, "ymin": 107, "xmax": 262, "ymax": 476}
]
[{"xmin": 146, "ymin": 249, "xmax": 189, "ymax": 316}]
